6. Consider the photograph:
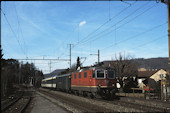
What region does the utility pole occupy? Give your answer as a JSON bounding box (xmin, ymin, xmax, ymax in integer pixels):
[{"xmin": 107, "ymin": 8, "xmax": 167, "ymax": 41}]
[
  {"xmin": 68, "ymin": 44, "xmax": 73, "ymax": 69},
  {"xmin": 49, "ymin": 60, "xmax": 52, "ymax": 88},
  {"xmin": 168, "ymin": 1, "xmax": 170, "ymax": 65},
  {"xmin": 98, "ymin": 49, "xmax": 100, "ymax": 64},
  {"xmin": 33, "ymin": 60, "xmax": 35, "ymax": 87},
  {"xmin": 161, "ymin": 0, "xmax": 170, "ymax": 101},
  {"xmin": 0, "ymin": 1, "xmax": 2, "ymax": 112},
  {"xmin": 19, "ymin": 63, "xmax": 21, "ymax": 85},
  {"xmin": 163, "ymin": 0, "xmax": 170, "ymax": 65},
  {"xmin": 90, "ymin": 49, "xmax": 100, "ymax": 64},
  {"xmin": 70, "ymin": 44, "xmax": 71, "ymax": 69}
]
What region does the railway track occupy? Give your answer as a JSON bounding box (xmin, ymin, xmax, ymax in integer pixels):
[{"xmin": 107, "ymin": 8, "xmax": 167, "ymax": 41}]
[
  {"xmin": 97, "ymin": 98, "xmax": 169, "ymax": 112},
  {"xmin": 38, "ymin": 89, "xmax": 115, "ymax": 112},
  {"xmin": 70, "ymin": 89, "xmax": 170, "ymax": 112},
  {"xmin": 39, "ymin": 88, "xmax": 170, "ymax": 112},
  {"xmin": 2, "ymin": 91, "xmax": 32, "ymax": 113},
  {"xmin": 119, "ymin": 96, "xmax": 170, "ymax": 112},
  {"xmin": 1, "ymin": 91, "xmax": 24, "ymax": 112}
]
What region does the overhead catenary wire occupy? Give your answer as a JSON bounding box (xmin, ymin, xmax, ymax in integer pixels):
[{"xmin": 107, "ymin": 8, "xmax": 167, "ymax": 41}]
[
  {"xmin": 60, "ymin": 1, "xmax": 137, "ymax": 64},
  {"xmin": 73, "ymin": 1, "xmax": 144, "ymax": 47},
  {"xmin": 101, "ymin": 21, "xmax": 167, "ymax": 51},
  {"xmin": 59, "ymin": 1, "xmax": 97, "ymax": 59},
  {"xmin": 1, "ymin": 8, "xmax": 27, "ymax": 57},
  {"xmin": 79, "ymin": 2, "xmax": 155, "ymax": 47},
  {"xmin": 73, "ymin": 1, "xmax": 137, "ymax": 48},
  {"xmin": 131, "ymin": 34, "xmax": 167, "ymax": 50},
  {"xmin": 71, "ymin": 2, "xmax": 155, "ymax": 65},
  {"xmin": 101, "ymin": 34, "xmax": 167, "ymax": 59},
  {"xmin": 14, "ymin": 2, "xmax": 28, "ymax": 58},
  {"xmin": 73, "ymin": 1, "xmax": 155, "ymax": 54}
]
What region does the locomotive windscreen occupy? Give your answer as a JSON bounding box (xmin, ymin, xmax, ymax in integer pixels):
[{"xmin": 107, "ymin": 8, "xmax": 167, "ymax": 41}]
[
  {"xmin": 107, "ymin": 69, "xmax": 115, "ymax": 79},
  {"xmin": 96, "ymin": 70, "xmax": 105, "ymax": 78}
]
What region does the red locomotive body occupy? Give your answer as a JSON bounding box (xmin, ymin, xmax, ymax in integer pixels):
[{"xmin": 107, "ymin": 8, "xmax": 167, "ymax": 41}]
[{"xmin": 71, "ymin": 67, "xmax": 117, "ymax": 98}]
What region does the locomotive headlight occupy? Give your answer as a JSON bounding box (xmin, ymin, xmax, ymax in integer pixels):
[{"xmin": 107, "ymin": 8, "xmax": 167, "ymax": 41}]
[{"xmin": 116, "ymin": 83, "xmax": 121, "ymax": 88}]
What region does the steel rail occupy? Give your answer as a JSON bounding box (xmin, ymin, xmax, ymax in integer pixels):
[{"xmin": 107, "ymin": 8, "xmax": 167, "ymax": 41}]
[
  {"xmin": 19, "ymin": 96, "xmax": 31, "ymax": 113},
  {"xmin": 1, "ymin": 92, "xmax": 23, "ymax": 112}
]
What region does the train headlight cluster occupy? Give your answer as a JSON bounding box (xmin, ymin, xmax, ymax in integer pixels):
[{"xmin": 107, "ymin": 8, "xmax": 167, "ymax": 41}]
[{"xmin": 116, "ymin": 83, "xmax": 121, "ymax": 88}]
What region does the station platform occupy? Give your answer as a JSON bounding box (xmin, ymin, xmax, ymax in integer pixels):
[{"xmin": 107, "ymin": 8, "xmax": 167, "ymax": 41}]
[{"xmin": 25, "ymin": 91, "xmax": 69, "ymax": 113}]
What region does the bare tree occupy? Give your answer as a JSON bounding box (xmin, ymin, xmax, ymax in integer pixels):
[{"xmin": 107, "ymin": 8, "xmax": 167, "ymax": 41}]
[
  {"xmin": 76, "ymin": 56, "xmax": 81, "ymax": 69},
  {"xmin": 111, "ymin": 53, "xmax": 137, "ymax": 78},
  {"xmin": 108, "ymin": 53, "xmax": 138, "ymax": 89}
]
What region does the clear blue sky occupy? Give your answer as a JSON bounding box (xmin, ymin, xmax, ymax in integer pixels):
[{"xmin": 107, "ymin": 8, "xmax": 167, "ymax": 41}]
[{"xmin": 1, "ymin": 1, "xmax": 168, "ymax": 74}]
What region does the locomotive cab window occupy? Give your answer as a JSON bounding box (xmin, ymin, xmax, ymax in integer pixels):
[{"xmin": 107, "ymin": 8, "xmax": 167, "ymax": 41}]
[
  {"xmin": 107, "ymin": 69, "xmax": 115, "ymax": 79},
  {"xmin": 96, "ymin": 70, "xmax": 105, "ymax": 78}
]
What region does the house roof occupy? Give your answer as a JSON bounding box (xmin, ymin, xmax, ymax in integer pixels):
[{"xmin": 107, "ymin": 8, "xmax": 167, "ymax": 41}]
[{"xmin": 137, "ymin": 70, "xmax": 158, "ymax": 78}]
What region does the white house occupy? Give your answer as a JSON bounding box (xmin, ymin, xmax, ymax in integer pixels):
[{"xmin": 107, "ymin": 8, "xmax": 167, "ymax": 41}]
[{"xmin": 137, "ymin": 69, "xmax": 167, "ymax": 89}]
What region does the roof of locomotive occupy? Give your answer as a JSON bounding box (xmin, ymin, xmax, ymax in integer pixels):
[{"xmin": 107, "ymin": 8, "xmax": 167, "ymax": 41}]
[
  {"xmin": 72, "ymin": 66, "xmax": 108, "ymax": 73},
  {"xmin": 42, "ymin": 66, "xmax": 114, "ymax": 81}
]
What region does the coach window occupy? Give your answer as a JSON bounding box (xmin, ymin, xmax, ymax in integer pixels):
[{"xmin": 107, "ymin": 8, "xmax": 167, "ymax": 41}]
[
  {"xmin": 84, "ymin": 72, "xmax": 87, "ymax": 78},
  {"xmin": 74, "ymin": 74, "xmax": 76, "ymax": 79},
  {"xmin": 96, "ymin": 69, "xmax": 105, "ymax": 78},
  {"xmin": 79, "ymin": 73, "xmax": 81, "ymax": 78}
]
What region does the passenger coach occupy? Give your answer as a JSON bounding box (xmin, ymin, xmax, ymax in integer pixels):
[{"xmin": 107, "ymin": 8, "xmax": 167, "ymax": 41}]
[{"xmin": 41, "ymin": 74, "xmax": 71, "ymax": 92}]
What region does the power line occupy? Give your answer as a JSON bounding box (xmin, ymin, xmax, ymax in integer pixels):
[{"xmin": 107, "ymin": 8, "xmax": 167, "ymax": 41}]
[
  {"xmin": 16, "ymin": 58, "xmax": 70, "ymax": 61},
  {"xmin": 71, "ymin": 2, "xmax": 157, "ymax": 63},
  {"xmin": 14, "ymin": 2, "xmax": 27, "ymax": 58},
  {"xmin": 81, "ymin": 2, "xmax": 154, "ymax": 46},
  {"xmin": 81, "ymin": 2, "xmax": 157, "ymax": 47},
  {"xmin": 101, "ymin": 22, "xmax": 167, "ymax": 51},
  {"xmin": 77, "ymin": 1, "xmax": 96, "ymax": 43},
  {"xmin": 74, "ymin": 1, "xmax": 143, "ymax": 47},
  {"xmin": 101, "ymin": 34, "xmax": 167, "ymax": 59},
  {"xmin": 73, "ymin": 1, "xmax": 137, "ymax": 48},
  {"xmin": 64, "ymin": 1, "xmax": 137, "ymax": 61},
  {"xmin": 1, "ymin": 8, "xmax": 26, "ymax": 57},
  {"xmin": 58, "ymin": 2, "xmax": 97, "ymax": 60},
  {"xmin": 131, "ymin": 34, "xmax": 167, "ymax": 49}
]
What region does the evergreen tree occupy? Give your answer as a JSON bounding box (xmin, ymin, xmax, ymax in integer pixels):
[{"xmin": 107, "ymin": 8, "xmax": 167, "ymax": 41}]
[{"xmin": 76, "ymin": 56, "xmax": 81, "ymax": 69}]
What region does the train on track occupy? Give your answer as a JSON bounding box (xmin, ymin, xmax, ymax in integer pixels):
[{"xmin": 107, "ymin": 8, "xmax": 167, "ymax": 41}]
[{"xmin": 41, "ymin": 66, "xmax": 118, "ymax": 99}]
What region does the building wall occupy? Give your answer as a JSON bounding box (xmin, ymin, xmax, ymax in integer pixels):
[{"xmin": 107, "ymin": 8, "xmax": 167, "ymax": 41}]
[{"xmin": 150, "ymin": 69, "xmax": 167, "ymax": 82}]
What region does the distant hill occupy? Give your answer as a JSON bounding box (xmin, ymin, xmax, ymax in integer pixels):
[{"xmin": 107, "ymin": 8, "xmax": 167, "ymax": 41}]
[
  {"xmin": 103, "ymin": 57, "xmax": 168, "ymax": 70},
  {"xmin": 43, "ymin": 69, "xmax": 66, "ymax": 78},
  {"xmin": 133, "ymin": 57, "xmax": 168, "ymax": 70}
]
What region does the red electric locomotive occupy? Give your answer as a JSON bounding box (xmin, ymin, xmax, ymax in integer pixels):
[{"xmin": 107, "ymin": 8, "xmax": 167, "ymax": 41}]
[{"xmin": 71, "ymin": 66, "xmax": 117, "ymax": 99}]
